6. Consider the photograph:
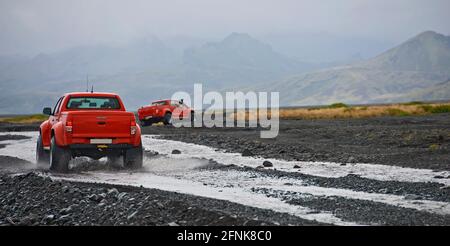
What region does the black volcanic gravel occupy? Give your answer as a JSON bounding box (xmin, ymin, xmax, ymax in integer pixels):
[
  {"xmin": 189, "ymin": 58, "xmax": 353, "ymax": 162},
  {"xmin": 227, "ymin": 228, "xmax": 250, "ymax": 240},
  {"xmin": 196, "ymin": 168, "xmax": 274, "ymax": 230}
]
[{"xmin": 0, "ymin": 172, "xmax": 325, "ymax": 226}]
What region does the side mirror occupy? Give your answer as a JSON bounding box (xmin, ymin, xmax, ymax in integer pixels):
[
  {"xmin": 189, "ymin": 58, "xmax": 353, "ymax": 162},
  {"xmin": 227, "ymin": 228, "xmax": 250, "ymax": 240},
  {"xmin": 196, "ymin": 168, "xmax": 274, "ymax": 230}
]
[{"xmin": 43, "ymin": 107, "xmax": 52, "ymax": 115}]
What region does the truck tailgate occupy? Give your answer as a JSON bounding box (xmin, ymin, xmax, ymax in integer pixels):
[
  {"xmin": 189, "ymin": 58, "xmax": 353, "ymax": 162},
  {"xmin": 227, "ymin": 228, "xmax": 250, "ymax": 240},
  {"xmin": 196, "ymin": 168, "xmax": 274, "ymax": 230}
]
[{"xmin": 70, "ymin": 111, "xmax": 132, "ymax": 138}]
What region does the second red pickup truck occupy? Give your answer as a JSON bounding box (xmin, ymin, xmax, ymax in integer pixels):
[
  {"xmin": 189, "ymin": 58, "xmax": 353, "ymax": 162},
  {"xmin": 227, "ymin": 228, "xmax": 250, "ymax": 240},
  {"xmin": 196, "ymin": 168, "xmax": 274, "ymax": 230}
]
[
  {"xmin": 137, "ymin": 99, "xmax": 194, "ymax": 126},
  {"xmin": 37, "ymin": 92, "xmax": 143, "ymax": 172}
]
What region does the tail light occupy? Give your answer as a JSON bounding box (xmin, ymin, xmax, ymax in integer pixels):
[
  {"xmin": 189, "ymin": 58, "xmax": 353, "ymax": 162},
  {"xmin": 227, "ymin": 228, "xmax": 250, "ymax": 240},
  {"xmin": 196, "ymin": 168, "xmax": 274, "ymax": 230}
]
[
  {"xmin": 131, "ymin": 120, "xmax": 137, "ymax": 135},
  {"xmin": 66, "ymin": 121, "xmax": 73, "ymax": 133}
]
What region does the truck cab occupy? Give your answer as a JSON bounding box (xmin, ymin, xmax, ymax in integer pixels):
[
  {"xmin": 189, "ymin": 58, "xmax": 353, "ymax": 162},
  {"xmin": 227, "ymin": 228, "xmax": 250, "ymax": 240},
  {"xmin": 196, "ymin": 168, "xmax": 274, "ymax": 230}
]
[{"xmin": 37, "ymin": 92, "xmax": 143, "ymax": 172}]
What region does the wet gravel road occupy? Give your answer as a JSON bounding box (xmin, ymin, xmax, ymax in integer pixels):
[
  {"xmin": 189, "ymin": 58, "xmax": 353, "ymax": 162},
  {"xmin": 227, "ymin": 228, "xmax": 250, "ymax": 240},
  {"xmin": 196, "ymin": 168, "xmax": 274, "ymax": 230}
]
[
  {"xmin": 142, "ymin": 113, "xmax": 450, "ymax": 171},
  {"xmin": 0, "ymin": 114, "xmax": 449, "ymax": 226}
]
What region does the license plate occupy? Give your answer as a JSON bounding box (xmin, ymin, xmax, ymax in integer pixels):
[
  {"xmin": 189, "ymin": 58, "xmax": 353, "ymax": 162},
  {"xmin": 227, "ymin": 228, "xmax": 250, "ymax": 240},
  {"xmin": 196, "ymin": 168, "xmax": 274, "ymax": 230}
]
[{"xmin": 90, "ymin": 139, "xmax": 112, "ymax": 144}]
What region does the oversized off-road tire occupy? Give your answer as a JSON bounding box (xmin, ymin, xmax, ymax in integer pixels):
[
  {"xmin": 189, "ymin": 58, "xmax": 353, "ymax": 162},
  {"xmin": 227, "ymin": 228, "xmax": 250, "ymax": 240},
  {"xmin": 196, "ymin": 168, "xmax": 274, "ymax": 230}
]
[
  {"xmin": 123, "ymin": 144, "xmax": 143, "ymax": 169},
  {"xmin": 163, "ymin": 112, "xmax": 172, "ymax": 125},
  {"xmin": 49, "ymin": 136, "xmax": 71, "ymax": 173},
  {"xmin": 36, "ymin": 134, "xmax": 49, "ymax": 165}
]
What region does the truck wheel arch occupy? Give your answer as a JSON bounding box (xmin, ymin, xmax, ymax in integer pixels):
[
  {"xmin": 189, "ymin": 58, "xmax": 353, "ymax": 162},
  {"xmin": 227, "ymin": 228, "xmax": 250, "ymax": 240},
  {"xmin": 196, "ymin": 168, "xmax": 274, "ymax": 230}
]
[
  {"xmin": 51, "ymin": 122, "xmax": 66, "ymax": 147},
  {"xmin": 40, "ymin": 120, "xmax": 52, "ymax": 147}
]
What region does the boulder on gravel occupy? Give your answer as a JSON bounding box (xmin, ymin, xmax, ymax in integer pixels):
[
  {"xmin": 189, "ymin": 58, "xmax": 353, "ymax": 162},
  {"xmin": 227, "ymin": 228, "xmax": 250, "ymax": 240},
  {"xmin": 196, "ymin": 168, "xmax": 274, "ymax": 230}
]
[
  {"xmin": 262, "ymin": 161, "xmax": 273, "ymax": 167},
  {"xmin": 172, "ymin": 149, "xmax": 181, "ymax": 154}
]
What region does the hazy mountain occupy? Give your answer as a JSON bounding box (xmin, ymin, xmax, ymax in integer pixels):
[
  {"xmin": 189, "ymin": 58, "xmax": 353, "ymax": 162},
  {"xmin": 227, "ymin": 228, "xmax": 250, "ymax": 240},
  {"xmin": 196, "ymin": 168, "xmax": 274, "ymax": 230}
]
[
  {"xmin": 1, "ymin": 31, "xmax": 448, "ymax": 114},
  {"xmin": 262, "ymin": 32, "xmax": 394, "ymax": 63},
  {"xmin": 265, "ymin": 31, "xmax": 450, "ymax": 106},
  {"xmin": 0, "ymin": 33, "xmax": 329, "ymax": 113},
  {"xmin": 0, "ymin": 36, "xmax": 177, "ymax": 83},
  {"xmin": 358, "ymin": 31, "xmax": 450, "ymax": 73},
  {"xmin": 0, "ymin": 36, "xmax": 182, "ymax": 114},
  {"xmin": 184, "ymin": 33, "xmax": 304, "ymax": 71},
  {"xmin": 181, "ymin": 33, "xmax": 327, "ymax": 87}
]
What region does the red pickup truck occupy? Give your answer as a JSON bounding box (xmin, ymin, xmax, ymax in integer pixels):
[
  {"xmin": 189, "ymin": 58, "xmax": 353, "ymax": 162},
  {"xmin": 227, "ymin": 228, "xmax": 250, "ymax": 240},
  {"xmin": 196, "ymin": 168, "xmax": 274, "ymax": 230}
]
[
  {"xmin": 36, "ymin": 92, "xmax": 143, "ymax": 172},
  {"xmin": 137, "ymin": 99, "xmax": 194, "ymax": 126}
]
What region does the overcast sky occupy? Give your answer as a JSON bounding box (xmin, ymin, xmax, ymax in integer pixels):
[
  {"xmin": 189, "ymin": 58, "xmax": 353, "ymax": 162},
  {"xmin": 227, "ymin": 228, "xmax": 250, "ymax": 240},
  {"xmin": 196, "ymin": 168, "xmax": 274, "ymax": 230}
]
[{"xmin": 0, "ymin": 0, "xmax": 449, "ymax": 56}]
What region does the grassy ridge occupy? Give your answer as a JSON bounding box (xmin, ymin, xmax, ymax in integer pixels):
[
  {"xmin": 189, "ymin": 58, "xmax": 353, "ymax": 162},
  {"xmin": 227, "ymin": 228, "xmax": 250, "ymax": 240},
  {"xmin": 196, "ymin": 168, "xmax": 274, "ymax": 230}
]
[
  {"xmin": 232, "ymin": 102, "xmax": 450, "ymax": 120},
  {"xmin": 0, "ymin": 114, "xmax": 48, "ymax": 123}
]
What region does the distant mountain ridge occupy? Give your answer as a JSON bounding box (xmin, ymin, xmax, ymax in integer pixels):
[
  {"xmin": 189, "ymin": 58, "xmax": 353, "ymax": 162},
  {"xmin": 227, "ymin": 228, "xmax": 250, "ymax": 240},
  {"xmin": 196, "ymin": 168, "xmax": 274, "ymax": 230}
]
[
  {"xmin": 0, "ymin": 31, "xmax": 449, "ymax": 113},
  {"xmin": 181, "ymin": 32, "xmax": 326, "ymax": 87},
  {"xmin": 185, "ymin": 33, "xmax": 301, "ymax": 71},
  {"xmin": 358, "ymin": 31, "xmax": 450, "ymax": 73},
  {"xmin": 0, "ymin": 33, "xmax": 327, "ymax": 113},
  {"xmin": 263, "ymin": 31, "xmax": 450, "ymax": 106}
]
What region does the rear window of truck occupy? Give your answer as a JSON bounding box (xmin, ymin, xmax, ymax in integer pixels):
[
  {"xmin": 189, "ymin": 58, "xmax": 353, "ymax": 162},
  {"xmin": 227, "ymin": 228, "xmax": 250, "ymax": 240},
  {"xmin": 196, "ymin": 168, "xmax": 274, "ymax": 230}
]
[
  {"xmin": 66, "ymin": 97, "xmax": 121, "ymax": 109},
  {"xmin": 151, "ymin": 101, "xmax": 168, "ymax": 106}
]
